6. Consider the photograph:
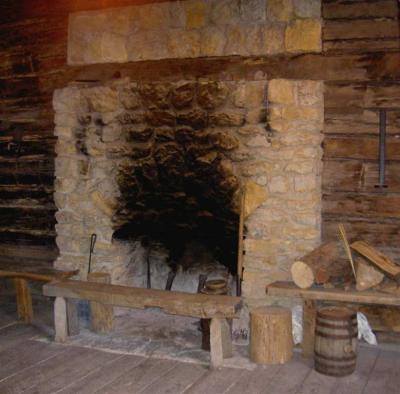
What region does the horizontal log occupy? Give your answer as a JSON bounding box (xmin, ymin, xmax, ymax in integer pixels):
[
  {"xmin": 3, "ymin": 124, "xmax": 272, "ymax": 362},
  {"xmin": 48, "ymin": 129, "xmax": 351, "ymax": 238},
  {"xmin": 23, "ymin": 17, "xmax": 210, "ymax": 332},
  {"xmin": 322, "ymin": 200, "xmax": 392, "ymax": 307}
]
[
  {"xmin": 322, "ymin": 218, "xmax": 400, "ymax": 249},
  {"xmin": 323, "ymin": 160, "xmax": 400, "ymax": 192},
  {"xmin": 0, "ymin": 231, "xmax": 55, "ymax": 246},
  {"xmin": 323, "ymin": 136, "xmax": 400, "ymax": 160},
  {"xmin": 322, "ymin": 192, "xmax": 400, "ymax": 219},
  {"xmin": 43, "ymin": 280, "xmax": 242, "ymax": 319},
  {"xmin": 324, "ymin": 38, "xmax": 400, "ymax": 53},
  {"xmin": 0, "ymin": 140, "xmax": 55, "ymax": 158},
  {"xmin": 0, "ymin": 207, "xmax": 56, "ymax": 231},
  {"xmin": 325, "ymin": 82, "xmax": 400, "ymax": 109},
  {"xmin": 324, "ymin": 107, "xmax": 400, "ymax": 135},
  {"xmin": 323, "ymin": 0, "xmax": 398, "ymax": 19},
  {"xmin": 324, "ymin": 19, "xmax": 399, "ymax": 41}
]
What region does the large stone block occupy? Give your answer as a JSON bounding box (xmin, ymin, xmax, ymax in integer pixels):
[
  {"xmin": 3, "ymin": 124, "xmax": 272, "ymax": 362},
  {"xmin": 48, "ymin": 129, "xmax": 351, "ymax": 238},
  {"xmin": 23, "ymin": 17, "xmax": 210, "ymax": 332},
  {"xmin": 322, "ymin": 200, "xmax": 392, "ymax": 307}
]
[
  {"xmin": 268, "ymin": 79, "xmax": 296, "ymax": 105},
  {"xmin": 101, "ymin": 32, "xmax": 128, "ymax": 63},
  {"xmin": 138, "ymin": 3, "xmax": 170, "ymax": 30},
  {"xmin": 167, "ymin": 29, "xmax": 201, "ymax": 58},
  {"xmin": 127, "ymin": 29, "xmax": 169, "ymax": 61},
  {"xmin": 184, "ymin": 0, "xmax": 209, "ymax": 28},
  {"xmin": 261, "ymin": 24, "xmax": 285, "ymax": 54},
  {"xmin": 293, "ymin": 0, "xmax": 321, "ymax": 18},
  {"xmin": 267, "ymin": 0, "xmax": 293, "ymax": 22},
  {"xmin": 285, "ymin": 18, "xmax": 322, "ymax": 53},
  {"xmin": 85, "ymin": 87, "xmax": 120, "ymax": 113},
  {"xmin": 200, "ymin": 27, "xmax": 226, "ymax": 57},
  {"xmin": 240, "ymin": 0, "xmax": 266, "ymax": 22},
  {"xmin": 210, "ymin": 0, "xmax": 240, "ymax": 25}
]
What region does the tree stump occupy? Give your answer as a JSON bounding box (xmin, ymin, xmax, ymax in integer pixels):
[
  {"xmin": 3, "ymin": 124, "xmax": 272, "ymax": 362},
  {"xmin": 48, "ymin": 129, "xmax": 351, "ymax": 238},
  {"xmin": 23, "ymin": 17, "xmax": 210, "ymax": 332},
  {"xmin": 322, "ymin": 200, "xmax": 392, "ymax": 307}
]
[
  {"xmin": 250, "ymin": 307, "xmax": 293, "ymax": 364},
  {"xmin": 88, "ymin": 272, "xmax": 113, "ymax": 334}
]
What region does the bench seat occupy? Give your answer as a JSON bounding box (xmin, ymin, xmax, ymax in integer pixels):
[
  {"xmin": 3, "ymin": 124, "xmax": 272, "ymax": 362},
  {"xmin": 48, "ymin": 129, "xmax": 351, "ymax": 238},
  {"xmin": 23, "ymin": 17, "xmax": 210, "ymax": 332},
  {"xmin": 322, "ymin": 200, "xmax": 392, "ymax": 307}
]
[
  {"xmin": 43, "ymin": 279, "xmax": 242, "ymax": 367},
  {"xmin": 0, "ymin": 266, "xmax": 78, "ymax": 323}
]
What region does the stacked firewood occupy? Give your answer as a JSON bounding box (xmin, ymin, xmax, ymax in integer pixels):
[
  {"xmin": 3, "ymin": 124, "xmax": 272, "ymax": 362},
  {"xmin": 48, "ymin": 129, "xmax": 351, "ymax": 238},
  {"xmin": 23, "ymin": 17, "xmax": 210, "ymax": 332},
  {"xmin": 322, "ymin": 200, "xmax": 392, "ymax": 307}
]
[{"xmin": 290, "ymin": 229, "xmax": 400, "ymax": 332}]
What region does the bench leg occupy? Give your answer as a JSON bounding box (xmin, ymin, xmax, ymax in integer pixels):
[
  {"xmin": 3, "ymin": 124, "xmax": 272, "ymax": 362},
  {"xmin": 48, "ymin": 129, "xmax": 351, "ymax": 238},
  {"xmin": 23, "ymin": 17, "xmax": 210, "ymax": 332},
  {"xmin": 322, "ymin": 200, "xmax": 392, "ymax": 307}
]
[
  {"xmin": 210, "ymin": 317, "xmax": 232, "ymax": 368},
  {"xmin": 14, "ymin": 278, "xmax": 33, "ymax": 323},
  {"xmin": 66, "ymin": 299, "xmax": 80, "ymax": 336},
  {"xmin": 54, "ymin": 297, "xmax": 68, "ymax": 343},
  {"xmin": 302, "ymin": 300, "xmax": 316, "ymax": 358}
]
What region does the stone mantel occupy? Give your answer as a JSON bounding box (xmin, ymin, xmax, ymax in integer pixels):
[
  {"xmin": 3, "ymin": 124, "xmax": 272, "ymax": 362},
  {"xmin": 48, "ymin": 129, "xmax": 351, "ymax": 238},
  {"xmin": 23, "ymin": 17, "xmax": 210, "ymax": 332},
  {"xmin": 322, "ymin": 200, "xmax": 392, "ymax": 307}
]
[{"xmin": 68, "ymin": 0, "xmax": 322, "ymax": 65}]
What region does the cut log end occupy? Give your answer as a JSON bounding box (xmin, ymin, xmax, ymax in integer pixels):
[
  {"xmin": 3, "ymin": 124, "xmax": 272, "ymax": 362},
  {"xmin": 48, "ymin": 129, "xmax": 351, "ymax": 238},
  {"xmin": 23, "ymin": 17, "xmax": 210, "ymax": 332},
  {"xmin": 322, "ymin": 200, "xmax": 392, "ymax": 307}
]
[{"xmin": 291, "ymin": 261, "xmax": 314, "ymax": 289}]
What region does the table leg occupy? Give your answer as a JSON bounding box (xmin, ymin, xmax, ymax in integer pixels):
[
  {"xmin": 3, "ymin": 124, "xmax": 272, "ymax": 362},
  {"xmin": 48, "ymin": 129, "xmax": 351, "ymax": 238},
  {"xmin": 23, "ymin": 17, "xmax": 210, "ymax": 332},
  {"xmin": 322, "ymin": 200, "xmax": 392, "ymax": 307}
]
[
  {"xmin": 210, "ymin": 317, "xmax": 232, "ymax": 368},
  {"xmin": 302, "ymin": 300, "xmax": 316, "ymax": 358},
  {"xmin": 14, "ymin": 278, "xmax": 33, "ymax": 323}
]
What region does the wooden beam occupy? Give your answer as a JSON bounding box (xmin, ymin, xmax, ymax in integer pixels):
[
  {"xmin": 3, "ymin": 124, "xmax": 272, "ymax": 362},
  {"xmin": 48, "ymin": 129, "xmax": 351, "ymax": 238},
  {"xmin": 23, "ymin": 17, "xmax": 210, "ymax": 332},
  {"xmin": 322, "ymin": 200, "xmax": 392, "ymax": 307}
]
[
  {"xmin": 266, "ymin": 281, "xmax": 400, "ymax": 306},
  {"xmin": 14, "ymin": 278, "xmax": 33, "ymax": 323},
  {"xmin": 43, "ymin": 280, "xmax": 242, "ymax": 319}
]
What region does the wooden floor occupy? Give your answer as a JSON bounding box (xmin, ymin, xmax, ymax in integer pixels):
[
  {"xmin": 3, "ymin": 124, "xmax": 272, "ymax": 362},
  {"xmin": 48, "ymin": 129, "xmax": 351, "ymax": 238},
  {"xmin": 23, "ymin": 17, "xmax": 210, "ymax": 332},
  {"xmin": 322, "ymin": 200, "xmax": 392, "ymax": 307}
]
[{"xmin": 1, "ymin": 308, "xmax": 400, "ymax": 393}]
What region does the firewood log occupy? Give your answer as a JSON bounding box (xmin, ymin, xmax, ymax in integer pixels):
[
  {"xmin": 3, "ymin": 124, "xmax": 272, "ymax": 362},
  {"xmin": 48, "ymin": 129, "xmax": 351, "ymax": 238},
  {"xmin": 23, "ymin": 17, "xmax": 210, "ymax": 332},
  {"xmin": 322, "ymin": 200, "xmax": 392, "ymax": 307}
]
[
  {"xmin": 290, "ymin": 242, "xmax": 346, "ymax": 289},
  {"xmin": 351, "ymin": 241, "xmax": 400, "ymax": 282},
  {"xmin": 355, "ymin": 256, "xmax": 384, "ymax": 291}
]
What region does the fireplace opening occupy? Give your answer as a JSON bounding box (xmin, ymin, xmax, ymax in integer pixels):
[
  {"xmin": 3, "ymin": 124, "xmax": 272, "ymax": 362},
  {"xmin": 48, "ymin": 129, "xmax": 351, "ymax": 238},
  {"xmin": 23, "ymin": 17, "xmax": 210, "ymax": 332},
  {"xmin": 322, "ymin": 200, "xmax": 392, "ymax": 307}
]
[{"xmin": 111, "ymin": 82, "xmax": 242, "ymax": 284}]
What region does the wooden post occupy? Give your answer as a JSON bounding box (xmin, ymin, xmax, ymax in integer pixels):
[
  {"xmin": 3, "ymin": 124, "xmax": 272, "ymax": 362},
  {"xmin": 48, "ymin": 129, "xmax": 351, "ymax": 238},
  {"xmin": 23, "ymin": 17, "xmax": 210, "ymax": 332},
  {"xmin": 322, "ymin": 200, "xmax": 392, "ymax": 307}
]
[
  {"xmin": 250, "ymin": 307, "xmax": 293, "ymax": 364},
  {"xmin": 66, "ymin": 299, "xmax": 80, "ymax": 336},
  {"xmin": 88, "ymin": 272, "xmax": 113, "ymax": 334},
  {"xmin": 302, "ymin": 300, "xmax": 317, "ymax": 358},
  {"xmin": 54, "ymin": 297, "xmax": 68, "ymax": 343},
  {"xmin": 210, "ymin": 317, "xmax": 232, "ymax": 368},
  {"xmin": 14, "ymin": 278, "xmax": 33, "ymax": 323}
]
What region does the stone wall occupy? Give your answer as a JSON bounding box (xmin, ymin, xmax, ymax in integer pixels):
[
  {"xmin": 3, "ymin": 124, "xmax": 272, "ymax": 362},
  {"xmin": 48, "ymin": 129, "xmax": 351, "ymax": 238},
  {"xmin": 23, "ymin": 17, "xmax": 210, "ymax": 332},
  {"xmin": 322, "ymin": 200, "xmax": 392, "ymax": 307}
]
[
  {"xmin": 68, "ymin": 0, "xmax": 322, "ymax": 64},
  {"xmin": 53, "ymin": 76, "xmax": 323, "ymax": 304}
]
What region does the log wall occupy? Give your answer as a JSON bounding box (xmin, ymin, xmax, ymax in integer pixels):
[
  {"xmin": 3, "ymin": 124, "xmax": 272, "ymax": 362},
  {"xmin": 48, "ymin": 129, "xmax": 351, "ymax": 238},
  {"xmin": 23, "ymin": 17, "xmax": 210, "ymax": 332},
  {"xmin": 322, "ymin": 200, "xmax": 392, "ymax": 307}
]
[
  {"xmin": 0, "ymin": 0, "xmax": 399, "ymax": 266},
  {"xmin": 321, "ymin": 0, "xmax": 400, "ymax": 255}
]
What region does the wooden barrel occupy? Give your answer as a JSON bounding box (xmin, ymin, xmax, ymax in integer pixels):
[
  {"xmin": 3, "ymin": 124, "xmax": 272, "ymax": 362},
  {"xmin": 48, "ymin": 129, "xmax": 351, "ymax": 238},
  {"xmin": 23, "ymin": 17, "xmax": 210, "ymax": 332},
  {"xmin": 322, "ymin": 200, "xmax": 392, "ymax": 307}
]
[{"xmin": 314, "ymin": 306, "xmax": 358, "ymax": 377}]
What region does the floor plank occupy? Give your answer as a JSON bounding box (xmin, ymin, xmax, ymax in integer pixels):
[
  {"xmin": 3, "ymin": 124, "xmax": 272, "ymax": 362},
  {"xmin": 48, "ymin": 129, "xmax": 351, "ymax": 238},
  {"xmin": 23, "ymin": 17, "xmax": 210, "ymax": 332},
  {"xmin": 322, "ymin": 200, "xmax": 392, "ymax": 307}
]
[
  {"xmin": 95, "ymin": 358, "xmax": 179, "ymax": 394},
  {"xmin": 224, "ymin": 364, "xmax": 282, "ymax": 394},
  {"xmin": 184, "ymin": 367, "xmax": 248, "ymax": 394},
  {"xmin": 0, "ymin": 346, "xmax": 81, "ymax": 393},
  {"xmin": 330, "ymin": 346, "xmax": 379, "ymax": 394},
  {"xmin": 263, "ymin": 353, "xmax": 312, "ymax": 394},
  {"xmin": 363, "ymin": 349, "xmax": 400, "ymax": 394},
  {"xmin": 0, "ymin": 323, "xmax": 38, "ymax": 352},
  {"xmin": 57, "ymin": 354, "xmax": 146, "ymax": 394},
  {"xmin": 22, "ymin": 347, "xmax": 119, "ymax": 394},
  {"xmin": 0, "ymin": 339, "xmax": 65, "ymax": 381},
  {"xmin": 139, "ymin": 362, "xmax": 207, "ymax": 394}
]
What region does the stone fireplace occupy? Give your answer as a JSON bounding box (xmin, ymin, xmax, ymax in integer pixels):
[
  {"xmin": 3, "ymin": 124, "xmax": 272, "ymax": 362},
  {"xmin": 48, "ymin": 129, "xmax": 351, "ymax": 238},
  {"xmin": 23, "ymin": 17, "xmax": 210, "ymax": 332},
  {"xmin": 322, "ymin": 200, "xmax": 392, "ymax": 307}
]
[{"xmin": 53, "ymin": 0, "xmax": 324, "ymax": 305}]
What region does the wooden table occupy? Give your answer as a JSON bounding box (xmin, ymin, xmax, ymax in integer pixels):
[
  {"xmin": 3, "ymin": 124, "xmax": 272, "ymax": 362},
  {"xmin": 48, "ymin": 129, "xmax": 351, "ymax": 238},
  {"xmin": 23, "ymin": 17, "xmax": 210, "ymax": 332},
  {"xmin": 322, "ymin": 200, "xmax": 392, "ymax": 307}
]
[
  {"xmin": 266, "ymin": 281, "xmax": 400, "ymax": 358},
  {"xmin": 0, "ymin": 266, "xmax": 78, "ymax": 323}
]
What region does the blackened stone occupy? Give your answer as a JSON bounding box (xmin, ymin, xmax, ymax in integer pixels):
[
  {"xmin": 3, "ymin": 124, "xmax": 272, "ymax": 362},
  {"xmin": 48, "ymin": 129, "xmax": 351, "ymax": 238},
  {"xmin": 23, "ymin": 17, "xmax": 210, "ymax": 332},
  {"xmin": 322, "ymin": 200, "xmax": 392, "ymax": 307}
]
[
  {"xmin": 129, "ymin": 142, "xmax": 153, "ymax": 159},
  {"xmin": 124, "ymin": 125, "xmax": 154, "ymax": 142},
  {"xmin": 171, "ymin": 82, "xmax": 195, "ymax": 109},
  {"xmin": 139, "ymin": 83, "xmax": 170, "ymax": 109},
  {"xmin": 155, "ymin": 127, "xmax": 175, "ymax": 142},
  {"xmin": 117, "ymin": 111, "xmax": 145, "ymax": 124},
  {"xmin": 209, "ymin": 110, "xmax": 245, "ymax": 127},
  {"xmin": 197, "ymin": 82, "xmax": 229, "ymax": 109},
  {"xmin": 175, "ymin": 126, "xmax": 194, "ymax": 143},
  {"xmin": 146, "ymin": 110, "xmax": 176, "ymax": 127},
  {"xmin": 119, "ymin": 86, "xmax": 141, "ymax": 109},
  {"xmin": 177, "ymin": 109, "xmax": 207, "ymax": 129},
  {"xmin": 210, "ymin": 131, "xmax": 240, "ymax": 150}
]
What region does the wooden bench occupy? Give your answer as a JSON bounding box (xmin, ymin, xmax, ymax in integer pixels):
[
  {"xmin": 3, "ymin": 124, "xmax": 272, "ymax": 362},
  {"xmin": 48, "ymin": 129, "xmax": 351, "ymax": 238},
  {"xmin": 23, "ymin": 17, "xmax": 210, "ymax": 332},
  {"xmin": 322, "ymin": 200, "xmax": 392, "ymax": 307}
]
[
  {"xmin": 43, "ymin": 279, "xmax": 242, "ymax": 367},
  {"xmin": 0, "ymin": 266, "xmax": 78, "ymax": 323},
  {"xmin": 266, "ymin": 281, "xmax": 400, "ymax": 358}
]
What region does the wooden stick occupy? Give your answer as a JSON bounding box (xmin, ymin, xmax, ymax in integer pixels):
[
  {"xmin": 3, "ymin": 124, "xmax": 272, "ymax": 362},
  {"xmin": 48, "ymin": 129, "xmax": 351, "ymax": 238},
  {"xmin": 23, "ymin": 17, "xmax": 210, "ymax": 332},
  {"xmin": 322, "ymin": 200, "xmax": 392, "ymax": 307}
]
[{"xmin": 338, "ymin": 224, "xmax": 356, "ymax": 280}]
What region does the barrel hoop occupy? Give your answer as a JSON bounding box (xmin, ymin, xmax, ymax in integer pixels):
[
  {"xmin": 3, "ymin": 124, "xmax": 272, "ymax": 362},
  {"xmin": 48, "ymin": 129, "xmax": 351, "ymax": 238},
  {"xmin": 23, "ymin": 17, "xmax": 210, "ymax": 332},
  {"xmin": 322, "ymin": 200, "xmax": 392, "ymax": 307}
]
[
  {"xmin": 314, "ymin": 351, "xmax": 356, "ymax": 362},
  {"xmin": 315, "ymin": 363, "xmax": 355, "ymax": 377},
  {"xmin": 317, "ymin": 313, "xmax": 356, "ymax": 322},
  {"xmin": 315, "ymin": 330, "xmax": 358, "ymax": 340},
  {"xmin": 316, "ymin": 321, "xmax": 358, "ymax": 330}
]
